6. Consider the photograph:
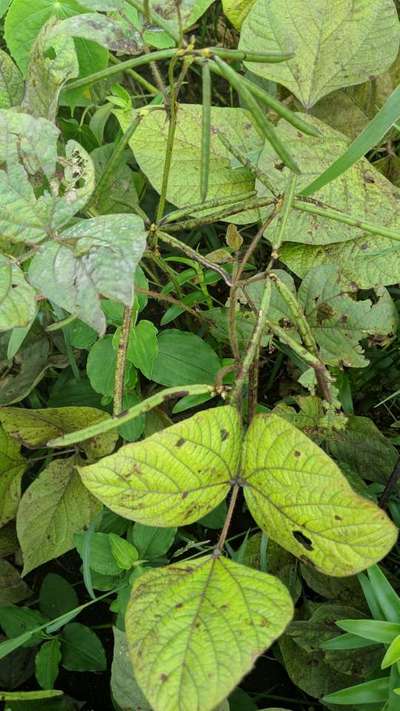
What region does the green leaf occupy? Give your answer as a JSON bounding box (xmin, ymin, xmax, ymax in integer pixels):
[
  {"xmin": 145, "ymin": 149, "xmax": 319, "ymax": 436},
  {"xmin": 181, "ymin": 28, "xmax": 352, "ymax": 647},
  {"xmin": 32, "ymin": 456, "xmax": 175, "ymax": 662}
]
[
  {"xmin": 0, "ymin": 606, "xmax": 48, "ymax": 648},
  {"xmin": 50, "ymin": 12, "xmax": 142, "ymax": 54},
  {"xmin": 29, "ymin": 214, "xmax": 147, "ymax": 335},
  {"xmin": 0, "ymin": 336, "xmax": 51, "ymax": 406},
  {"xmin": 239, "ymin": 0, "xmax": 400, "ymax": 108},
  {"xmin": 109, "ymin": 533, "xmax": 139, "ymax": 570},
  {"xmin": 4, "ymin": 0, "xmax": 108, "ymax": 80},
  {"xmin": 35, "ymin": 639, "xmax": 61, "ymax": 690},
  {"xmin": 297, "ymin": 265, "xmax": 398, "ymax": 367},
  {"xmin": 0, "ymin": 258, "xmax": 37, "ymax": 333},
  {"xmin": 78, "ymin": 406, "xmax": 241, "ymax": 526},
  {"xmin": 0, "ymin": 426, "xmax": 26, "ymax": 528},
  {"xmin": 242, "ymin": 414, "xmax": 398, "ymax": 576},
  {"xmin": 323, "ymin": 677, "xmax": 390, "ymax": 705},
  {"xmin": 0, "ymin": 49, "xmax": 24, "ymax": 108},
  {"xmin": 75, "ymin": 531, "xmax": 122, "ymax": 576},
  {"xmin": 0, "ymin": 560, "xmax": 31, "ymax": 605},
  {"xmin": 0, "ymin": 690, "xmax": 63, "ymax": 701},
  {"xmin": 222, "ymin": 0, "xmax": 254, "ymax": 29},
  {"xmin": 39, "ymin": 574, "xmax": 79, "ymax": 619},
  {"xmin": 336, "ymin": 619, "xmax": 400, "ymax": 644},
  {"xmin": 151, "ymin": 329, "xmax": 221, "ymax": 386},
  {"xmin": 258, "ymin": 115, "xmax": 400, "ymax": 247},
  {"xmin": 304, "ymin": 83, "xmax": 400, "ymax": 196},
  {"xmin": 0, "ymin": 405, "xmax": 118, "ymax": 459},
  {"xmin": 90, "ymin": 143, "xmax": 141, "ymax": 216},
  {"xmin": 16, "ymin": 457, "xmax": 101, "ymax": 575},
  {"xmin": 61, "ymin": 622, "xmax": 106, "ymax": 672},
  {"xmin": 111, "ymin": 627, "xmax": 152, "ymax": 711},
  {"xmin": 126, "ymin": 555, "xmax": 293, "ymax": 711},
  {"xmin": 129, "ymin": 523, "xmax": 176, "ymax": 560},
  {"xmin": 87, "ymin": 335, "xmax": 135, "ymax": 396},
  {"xmin": 367, "ymin": 565, "xmax": 400, "ymax": 623},
  {"xmin": 22, "ymin": 20, "xmax": 78, "ymax": 122},
  {"xmin": 118, "ymin": 104, "xmax": 263, "ymax": 224},
  {"xmin": 127, "ymin": 320, "xmax": 159, "ymax": 380}
]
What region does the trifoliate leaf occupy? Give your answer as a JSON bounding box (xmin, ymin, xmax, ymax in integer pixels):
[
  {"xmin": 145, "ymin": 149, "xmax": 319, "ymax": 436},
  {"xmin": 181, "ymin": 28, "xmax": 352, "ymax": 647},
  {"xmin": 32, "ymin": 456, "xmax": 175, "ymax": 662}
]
[
  {"xmin": 118, "ymin": 104, "xmax": 263, "ymax": 224},
  {"xmin": 242, "ymin": 414, "xmax": 398, "ymax": 576},
  {"xmin": 239, "ymin": 0, "xmax": 400, "ymax": 108},
  {"xmin": 28, "ymin": 214, "xmax": 147, "ymax": 334},
  {"xmin": 78, "ymin": 406, "xmax": 241, "ymax": 526},
  {"xmin": 126, "ymin": 555, "xmax": 293, "ymax": 711},
  {"xmin": 17, "ymin": 457, "xmax": 101, "ymax": 575}
]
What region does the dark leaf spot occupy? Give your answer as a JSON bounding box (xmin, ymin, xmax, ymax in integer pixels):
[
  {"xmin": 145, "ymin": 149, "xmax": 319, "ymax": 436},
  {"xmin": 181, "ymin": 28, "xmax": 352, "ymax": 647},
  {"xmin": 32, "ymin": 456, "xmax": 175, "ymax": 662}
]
[
  {"xmin": 181, "ymin": 491, "xmax": 188, "ymax": 499},
  {"xmin": 160, "ymin": 674, "xmax": 168, "ymax": 683},
  {"xmin": 176, "ymin": 437, "xmax": 186, "ymax": 447},
  {"xmin": 220, "ymin": 428, "xmax": 229, "ymax": 441},
  {"xmin": 175, "ymin": 602, "xmax": 183, "ymax": 609},
  {"xmin": 293, "ymin": 530, "xmax": 314, "ymax": 551},
  {"xmin": 294, "ymin": 450, "xmax": 301, "ymax": 457},
  {"xmin": 335, "ymin": 515, "xmax": 342, "ymax": 521}
]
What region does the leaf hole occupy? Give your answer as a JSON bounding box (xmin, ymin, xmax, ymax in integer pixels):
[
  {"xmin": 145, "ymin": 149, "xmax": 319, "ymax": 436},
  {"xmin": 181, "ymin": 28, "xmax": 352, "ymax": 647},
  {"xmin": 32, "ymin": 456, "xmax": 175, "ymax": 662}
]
[{"xmin": 292, "ymin": 530, "xmax": 314, "ymax": 551}]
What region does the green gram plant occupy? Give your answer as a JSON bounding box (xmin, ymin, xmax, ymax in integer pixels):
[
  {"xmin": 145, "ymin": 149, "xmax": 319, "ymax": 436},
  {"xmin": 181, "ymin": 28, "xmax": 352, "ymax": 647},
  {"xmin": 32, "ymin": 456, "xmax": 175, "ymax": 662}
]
[{"xmin": 1, "ymin": 0, "xmax": 400, "ymax": 709}]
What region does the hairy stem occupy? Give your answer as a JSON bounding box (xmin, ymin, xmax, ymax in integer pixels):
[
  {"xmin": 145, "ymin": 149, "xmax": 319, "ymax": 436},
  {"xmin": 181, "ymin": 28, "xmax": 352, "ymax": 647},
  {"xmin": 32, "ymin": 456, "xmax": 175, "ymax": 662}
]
[{"xmin": 113, "ymin": 306, "xmax": 133, "ymax": 416}]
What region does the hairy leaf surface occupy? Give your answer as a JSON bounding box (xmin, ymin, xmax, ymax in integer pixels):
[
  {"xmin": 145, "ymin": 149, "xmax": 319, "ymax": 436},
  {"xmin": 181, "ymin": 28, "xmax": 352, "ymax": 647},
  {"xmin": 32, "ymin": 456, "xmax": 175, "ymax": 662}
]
[
  {"xmin": 79, "ymin": 406, "xmax": 241, "ymax": 526},
  {"xmin": 126, "ymin": 555, "xmax": 293, "ymax": 711}
]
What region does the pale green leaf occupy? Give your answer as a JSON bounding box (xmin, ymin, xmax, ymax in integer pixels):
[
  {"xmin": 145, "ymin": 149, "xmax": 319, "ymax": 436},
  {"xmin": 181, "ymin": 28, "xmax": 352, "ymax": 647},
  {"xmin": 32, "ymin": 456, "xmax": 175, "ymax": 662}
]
[
  {"xmin": 0, "ymin": 426, "xmax": 26, "ymax": 528},
  {"xmin": 298, "ymin": 265, "xmax": 398, "ymax": 367},
  {"xmin": 0, "ymin": 690, "xmax": 63, "ymax": 701},
  {"xmin": 50, "ymin": 12, "xmax": 142, "ymax": 54},
  {"xmin": 126, "ymin": 555, "xmax": 293, "ymax": 711},
  {"xmin": 35, "ymin": 638, "xmax": 61, "ymax": 690},
  {"xmin": 118, "ymin": 104, "xmax": 263, "ymax": 224},
  {"xmin": 239, "ymin": 0, "xmax": 400, "ymax": 108},
  {"xmin": 258, "ymin": 116, "xmax": 400, "ymax": 246},
  {"xmin": 242, "ymin": 414, "xmax": 398, "ymax": 576},
  {"xmin": 0, "ymin": 560, "xmax": 31, "ymax": 604},
  {"xmin": 0, "ymin": 257, "xmax": 37, "ymax": 333},
  {"xmin": 78, "ymin": 406, "xmax": 241, "ymax": 526},
  {"xmin": 16, "ymin": 457, "xmax": 101, "ymax": 575},
  {"xmin": 22, "ymin": 19, "xmax": 79, "ymax": 121},
  {"xmin": 111, "ymin": 627, "xmax": 152, "ymax": 711},
  {"xmin": 0, "ymin": 405, "xmax": 118, "ymax": 459},
  {"xmin": 222, "ymin": 0, "xmax": 255, "ymax": 29},
  {"xmin": 28, "ymin": 214, "xmax": 147, "ymax": 334},
  {"xmin": 0, "ymin": 49, "xmax": 24, "ymax": 108}
]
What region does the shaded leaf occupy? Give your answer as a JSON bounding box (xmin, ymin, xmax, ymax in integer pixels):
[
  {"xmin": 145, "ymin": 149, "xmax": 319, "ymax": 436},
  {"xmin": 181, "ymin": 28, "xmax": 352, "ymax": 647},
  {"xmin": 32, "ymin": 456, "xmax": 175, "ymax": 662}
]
[
  {"xmin": 126, "ymin": 555, "xmax": 293, "ymax": 711},
  {"xmin": 39, "ymin": 574, "xmax": 79, "ymax": 619},
  {"xmin": 0, "ymin": 405, "xmax": 118, "ymax": 459},
  {"xmin": 127, "ymin": 320, "xmax": 158, "ymax": 380},
  {"xmin": 0, "ymin": 560, "xmax": 31, "ymax": 604},
  {"xmin": 111, "ymin": 627, "xmax": 151, "ymax": 711},
  {"xmin": 0, "ymin": 257, "xmax": 37, "ymax": 333},
  {"xmin": 151, "ymin": 329, "xmax": 220, "ymax": 386},
  {"xmin": 0, "ymin": 426, "xmax": 26, "ymax": 528},
  {"xmin": 35, "ymin": 639, "xmax": 61, "ymax": 690},
  {"xmin": 79, "ymin": 406, "xmax": 240, "ymax": 526},
  {"xmin": 119, "ymin": 104, "xmax": 263, "ymax": 224},
  {"xmin": 61, "ymin": 622, "xmax": 106, "ymax": 672},
  {"xmin": 242, "ymin": 413, "xmax": 398, "ymax": 576},
  {"xmin": 16, "ymin": 457, "xmax": 101, "ymax": 575},
  {"xmin": 0, "ymin": 49, "xmax": 24, "ymax": 108},
  {"xmin": 87, "ymin": 335, "xmax": 136, "ymax": 396},
  {"xmin": 130, "ymin": 523, "xmax": 176, "ymax": 560},
  {"xmin": 240, "ymin": 0, "xmax": 400, "ymax": 108}
]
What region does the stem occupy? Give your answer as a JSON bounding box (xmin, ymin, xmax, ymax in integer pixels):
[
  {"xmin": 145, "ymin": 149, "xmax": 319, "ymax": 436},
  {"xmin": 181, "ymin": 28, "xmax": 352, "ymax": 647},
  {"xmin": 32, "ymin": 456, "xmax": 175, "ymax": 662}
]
[
  {"xmin": 136, "ymin": 287, "xmax": 208, "ymax": 322},
  {"xmin": 161, "ymin": 195, "xmax": 275, "ymax": 232},
  {"xmin": 113, "ymin": 306, "xmax": 133, "ymax": 416},
  {"xmin": 380, "ymin": 458, "xmax": 400, "ymax": 509},
  {"xmin": 271, "ymin": 174, "xmax": 298, "ymax": 252},
  {"xmin": 200, "ymin": 61, "xmax": 212, "ymax": 202},
  {"xmin": 66, "ymin": 49, "xmax": 179, "ymax": 91},
  {"xmin": 47, "ymin": 384, "xmax": 218, "ymax": 447},
  {"xmin": 231, "ymin": 279, "xmax": 272, "ymax": 406},
  {"xmin": 159, "ymin": 191, "xmax": 256, "ymax": 224},
  {"xmin": 156, "ymin": 230, "xmax": 233, "ymax": 286},
  {"xmin": 216, "ymin": 484, "xmax": 240, "ymax": 552},
  {"xmin": 156, "ymin": 76, "xmax": 179, "ymax": 221},
  {"xmin": 269, "ymin": 273, "xmax": 318, "ymax": 355},
  {"xmin": 294, "ymin": 199, "xmax": 400, "ymax": 243}
]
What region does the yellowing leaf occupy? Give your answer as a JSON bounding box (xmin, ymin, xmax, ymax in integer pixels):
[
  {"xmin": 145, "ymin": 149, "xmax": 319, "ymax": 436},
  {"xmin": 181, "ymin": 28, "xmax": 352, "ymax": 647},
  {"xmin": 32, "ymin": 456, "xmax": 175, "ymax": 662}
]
[
  {"xmin": 222, "ymin": 0, "xmax": 255, "ymax": 29},
  {"xmin": 239, "ymin": 0, "xmax": 400, "ymax": 108},
  {"xmin": 118, "ymin": 105, "xmax": 263, "ymax": 224},
  {"xmin": 242, "ymin": 414, "xmax": 397, "ymax": 576},
  {"xmin": 0, "ymin": 257, "xmax": 37, "ymax": 332},
  {"xmin": 78, "ymin": 406, "xmax": 241, "ymax": 526},
  {"xmin": 0, "ymin": 406, "xmax": 118, "ymax": 459},
  {"xmin": 0, "ymin": 426, "xmax": 26, "ymax": 528},
  {"xmin": 126, "ymin": 555, "xmax": 293, "ymax": 711},
  {"xmin": 17, "ymin": 457, "xmax": 100, "ymax": 575}
]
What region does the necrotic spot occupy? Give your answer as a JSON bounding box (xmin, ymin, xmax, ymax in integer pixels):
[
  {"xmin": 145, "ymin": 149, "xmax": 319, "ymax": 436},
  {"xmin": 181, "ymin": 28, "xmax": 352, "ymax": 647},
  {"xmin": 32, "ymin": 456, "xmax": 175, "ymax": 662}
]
[{"xmin": 293, "ymin": 530, "xmax": 314, "ymax": 551}]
